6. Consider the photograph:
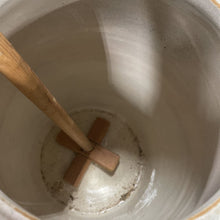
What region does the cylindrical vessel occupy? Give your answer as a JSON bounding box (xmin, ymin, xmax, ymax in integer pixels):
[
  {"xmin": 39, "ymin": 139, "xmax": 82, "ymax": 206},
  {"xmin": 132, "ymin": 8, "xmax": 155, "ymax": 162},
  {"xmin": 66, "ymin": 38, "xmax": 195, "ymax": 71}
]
[{"xmin": 0, "ymin": 0, "xmax": 220, "ymax": 219}]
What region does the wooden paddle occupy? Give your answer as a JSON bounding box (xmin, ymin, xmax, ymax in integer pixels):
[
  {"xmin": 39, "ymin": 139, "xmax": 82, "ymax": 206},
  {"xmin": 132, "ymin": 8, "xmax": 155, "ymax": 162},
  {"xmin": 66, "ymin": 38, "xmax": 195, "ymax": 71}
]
[{"xmin": 0, "ymin": 33, "xmax": 119, "ymax": 172}]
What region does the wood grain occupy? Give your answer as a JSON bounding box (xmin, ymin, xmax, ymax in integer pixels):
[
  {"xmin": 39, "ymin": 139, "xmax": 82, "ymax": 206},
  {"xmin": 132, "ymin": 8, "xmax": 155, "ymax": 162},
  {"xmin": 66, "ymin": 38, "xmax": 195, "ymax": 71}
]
[
  {"xmin": 60, "ymin": 118, "xmax": 119, "ymax": 186},
  {"xmin": 63, "ymin": 118, "xmax": 110, "ymax": 186},
  {"xmin": 56, "ymin": 130, "xmax": 119, "ymax": 172},
  {"xmin": 88, "ymin": 117, "xmax": 110, "ymax": 144},
  {"xmin": 0, "ymin": 32, "xmax": 92, "ymax": 152},
  {"xmin": 63, "ymin": 154, "xmax": 91, "ymax": 187}
]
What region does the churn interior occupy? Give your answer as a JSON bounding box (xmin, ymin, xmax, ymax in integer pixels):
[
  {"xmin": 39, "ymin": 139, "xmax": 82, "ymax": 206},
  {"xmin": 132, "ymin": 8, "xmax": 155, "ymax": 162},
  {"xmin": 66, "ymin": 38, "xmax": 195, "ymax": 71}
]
[{"xmin": 0, "ymin": 0, "xmax": 220, "ymax": 219}]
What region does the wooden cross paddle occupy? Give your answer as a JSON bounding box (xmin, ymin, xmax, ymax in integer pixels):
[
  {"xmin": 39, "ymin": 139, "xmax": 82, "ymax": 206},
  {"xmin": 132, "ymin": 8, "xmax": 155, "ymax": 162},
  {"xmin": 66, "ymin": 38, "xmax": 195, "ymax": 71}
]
[
  {"xmin": 58, "ymin": 117, "xmax": 113, "ymax": 187},
  {"xmin": 0, "ymin": 33, "xmax": 120, "ymax": 187}
]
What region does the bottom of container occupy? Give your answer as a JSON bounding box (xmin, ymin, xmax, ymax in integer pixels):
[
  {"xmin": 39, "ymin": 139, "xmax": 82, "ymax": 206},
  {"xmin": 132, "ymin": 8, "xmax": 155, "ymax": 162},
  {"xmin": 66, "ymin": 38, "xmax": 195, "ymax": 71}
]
[{"xmin": 40, "ymin": 109, "xmax": 149, "ymax": 215}]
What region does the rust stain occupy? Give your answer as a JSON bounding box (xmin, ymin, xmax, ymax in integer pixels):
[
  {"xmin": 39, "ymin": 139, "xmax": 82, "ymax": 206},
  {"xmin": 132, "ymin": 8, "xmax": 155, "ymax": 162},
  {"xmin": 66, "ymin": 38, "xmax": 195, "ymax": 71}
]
[
  {"xmin": 14, "ymin": 207, "xmax": 38, "ymax": 220},
  {"xmin": 188, "ymin": 197, "xmax": 220, "ymax": 220},
  {"xmin": 120, "ymin": 187, "xmax": 135, "ymax": 201},
  {"xmin": 211, "ymin": 0, "xmax": 220, "ymax": 8}
]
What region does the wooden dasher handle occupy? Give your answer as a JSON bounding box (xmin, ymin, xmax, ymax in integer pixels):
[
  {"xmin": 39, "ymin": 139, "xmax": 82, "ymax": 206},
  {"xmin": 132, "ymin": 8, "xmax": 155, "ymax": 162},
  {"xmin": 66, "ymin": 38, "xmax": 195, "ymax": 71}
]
[{"xmin": 0, "ymin": 33, "xmax": 93, "ymax": 152}]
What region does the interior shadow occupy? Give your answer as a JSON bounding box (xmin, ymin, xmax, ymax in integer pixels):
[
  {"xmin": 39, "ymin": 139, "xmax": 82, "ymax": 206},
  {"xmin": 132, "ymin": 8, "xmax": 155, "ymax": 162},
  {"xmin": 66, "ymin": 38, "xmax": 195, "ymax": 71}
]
[
  {"xmin": 94, "ymin": 0, "xmax": 220, "ymax": 219},
  {"xmin": 2, "ymin": 0, "xmax": 219, "ymax": 219},
  {"xmin": 4, "ymin": 0, "xmax": 113, "ymax": 216}
]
